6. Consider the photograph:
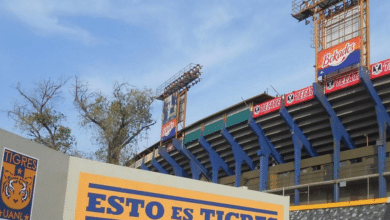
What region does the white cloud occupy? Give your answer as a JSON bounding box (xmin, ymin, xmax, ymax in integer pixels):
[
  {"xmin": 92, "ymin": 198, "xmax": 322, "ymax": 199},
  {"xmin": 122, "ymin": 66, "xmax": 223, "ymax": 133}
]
[
  {"xmin": 1, "ymin": 0, "xmax": 280, "ymax": 70},
  {"xmin": 0, "ymin": 0, "xmax": 171, "ymax": 45},
  {"xmin": 194, "ymin": 5, "xmax": 237, "ymax": 40}
]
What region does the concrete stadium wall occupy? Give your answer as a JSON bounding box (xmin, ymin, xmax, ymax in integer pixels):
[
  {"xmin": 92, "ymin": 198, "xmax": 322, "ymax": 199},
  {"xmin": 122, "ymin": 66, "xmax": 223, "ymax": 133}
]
[
  {"xmin": 0, "ymin": 128, "xmax": 70, "ymax": 219},
  {"xmin": 2, "ymin": 127, "xmax": 389, "ymax": 220},
  {"xmin": 64, "ymin": 155, "xmax": 290, "ymax": 219}
]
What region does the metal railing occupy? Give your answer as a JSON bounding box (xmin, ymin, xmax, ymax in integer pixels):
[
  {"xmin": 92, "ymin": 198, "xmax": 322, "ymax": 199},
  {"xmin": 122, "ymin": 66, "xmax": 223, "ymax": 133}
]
[
  {"xmin": 155, "ymin": 63, "xmax": 202, "ymax": 99},
  {"xmin": 292, "ymin": 0, "xmax": 316, "ymax": 15},
  {"xmin": 220, "ymin": 159, "xmax": 390, "ymax": 190},
  {"xmin": 268, "ymin": 163, "xmax": 380, "ymax": 189}
]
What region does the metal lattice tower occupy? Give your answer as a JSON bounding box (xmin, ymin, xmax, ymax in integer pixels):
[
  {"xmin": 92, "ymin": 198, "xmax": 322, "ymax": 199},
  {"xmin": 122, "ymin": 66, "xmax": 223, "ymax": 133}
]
[{"xmin": 292, "ymin": 0, "xmax": 370, "ymax": 82}]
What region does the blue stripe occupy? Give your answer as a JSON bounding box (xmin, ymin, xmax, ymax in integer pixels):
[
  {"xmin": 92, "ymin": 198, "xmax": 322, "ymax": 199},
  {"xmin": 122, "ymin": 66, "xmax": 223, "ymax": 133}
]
[
  {"xmin": 85, "ymin": 216, "xmax": 118, "ymax": 220},
  {"xmin": 161, "ymin": 127, "xmax": 176, "ymax": 142},
  {"xmin": 318, "ymin": 50, "xmax": 360, "ymax": 77},
  {"xmin": 89, "ymin": 183, "xmax": 278, "ymax": 216}
]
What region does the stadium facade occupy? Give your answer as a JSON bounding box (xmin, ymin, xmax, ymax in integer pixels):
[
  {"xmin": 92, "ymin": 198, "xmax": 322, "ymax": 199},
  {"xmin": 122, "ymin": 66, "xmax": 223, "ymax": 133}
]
[
  {"xmin": 131, "ymin": 59, "xmax": 390, "ymax": 207},
  {"xmin": 131, "ymin": 1, "xmax": 390, "ymax": 217}
]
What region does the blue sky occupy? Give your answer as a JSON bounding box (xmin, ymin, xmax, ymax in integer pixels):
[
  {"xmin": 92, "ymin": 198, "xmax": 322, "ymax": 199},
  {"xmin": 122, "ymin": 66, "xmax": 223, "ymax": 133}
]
[{"xmin": 1, "ymin": 1, "xmax": 389, "ymax": 156}]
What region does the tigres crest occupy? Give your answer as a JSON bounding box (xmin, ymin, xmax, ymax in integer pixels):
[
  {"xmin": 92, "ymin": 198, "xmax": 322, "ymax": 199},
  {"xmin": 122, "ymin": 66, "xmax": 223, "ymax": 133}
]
[{"xmin": 0, "ymin": 148, "xmax": 38, "ymax": 220}]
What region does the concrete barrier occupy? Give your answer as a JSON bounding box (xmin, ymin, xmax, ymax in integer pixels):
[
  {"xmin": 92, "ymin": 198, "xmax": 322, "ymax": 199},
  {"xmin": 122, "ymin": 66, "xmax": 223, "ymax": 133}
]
[
  {"xmin": 290, "ymin": 198, "xmax": 390, "ymax": 220},
  {"xmin": 0, "ymin": 129, "xmax": 290, "ymax": 219}
]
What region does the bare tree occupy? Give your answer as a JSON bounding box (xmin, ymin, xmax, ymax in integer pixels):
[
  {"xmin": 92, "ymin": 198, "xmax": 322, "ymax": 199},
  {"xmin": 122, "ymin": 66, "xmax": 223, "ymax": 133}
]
[
  {"xmin": 7, "ymin": 77, "xmax": 77, "ymax": 154},
  {"xmin": 73, "ymin": 77, "xmax": 156, "ymax": 165}
]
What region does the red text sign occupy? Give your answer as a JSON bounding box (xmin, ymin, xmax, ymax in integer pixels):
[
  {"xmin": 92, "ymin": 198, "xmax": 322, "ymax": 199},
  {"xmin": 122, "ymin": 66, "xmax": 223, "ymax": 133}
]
[
  {"xmin": 285, "ymin": 86, "xmax": 314, "ymax": 107},
  {"xmin": 371, "ymin": 58, "xmax": 390, "ymax": 79},
  {"xmin": 325, "ymin": 70, "xmax": 360, "ymax": 94},
  {"xmin": 166, "ymin": 142, "xmax": 174, "ymax": 152},
  {"xmin": 161, "ymin": 119, "xmax": 176, "ymax": 142},
  {"xmin": 253, "ymin": 97, "xmax": 281, "ymax": 118}
]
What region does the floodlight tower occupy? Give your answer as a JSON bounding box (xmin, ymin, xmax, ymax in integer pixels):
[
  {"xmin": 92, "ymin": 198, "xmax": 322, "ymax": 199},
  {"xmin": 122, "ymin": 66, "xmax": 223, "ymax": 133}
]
[
  {"xmin": 292, "ymin": 0, "xmax": 370, "ymax": 204},
  {"xmin": 156, "ymin": 64, "xmax": 203, "ymax": 144},
  {"xmin": 292, "ymin": 0, "xmax": 370, "ymax": 82}
]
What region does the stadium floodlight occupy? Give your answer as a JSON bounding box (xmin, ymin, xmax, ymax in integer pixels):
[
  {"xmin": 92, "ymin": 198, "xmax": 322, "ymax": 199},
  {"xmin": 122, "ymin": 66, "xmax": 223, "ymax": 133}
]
[{"xmin": 156, "ymin": 63, "xmax": 203, "ymax": 100}]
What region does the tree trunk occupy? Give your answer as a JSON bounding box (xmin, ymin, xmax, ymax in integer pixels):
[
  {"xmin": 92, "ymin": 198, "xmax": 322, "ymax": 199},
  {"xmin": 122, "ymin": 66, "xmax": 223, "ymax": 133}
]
[{"xmin": 107, "ymin": 146, "xmax": 121, "ymax": 165}]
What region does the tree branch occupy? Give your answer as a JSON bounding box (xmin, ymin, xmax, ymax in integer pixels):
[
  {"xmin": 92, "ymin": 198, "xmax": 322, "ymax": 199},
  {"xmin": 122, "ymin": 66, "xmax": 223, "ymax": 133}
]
[
  {"xmin": 121, "ymin": 120, "xmax": 156, "ymax": 147},
  {"xmin": 16, "ymin": 83, "xmax": 40, "ymax": 111}
]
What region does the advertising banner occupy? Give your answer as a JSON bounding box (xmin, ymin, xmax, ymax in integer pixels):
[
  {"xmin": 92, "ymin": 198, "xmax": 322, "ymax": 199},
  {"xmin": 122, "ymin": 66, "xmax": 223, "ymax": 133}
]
[
  {"xmin": 285, "ymin": 86, "xmax": 314, "ymax": 107},
  {"xmin": 161, "ymin": 119, "xmax": 177, "ymax": 143},
  {"xmin": 253, "ymin": 97, "xmax": 282, "ymax": 118},
  {"xmin": 75, "ymin": 172, "xmax": 285, "ymax": 220},
  {"xmin": 371, "ymin": 58, "xmax": 390, "ymax": 79},
  {"xmin": 154, "ymin": 149, "xmax": 160, "ymax": 159},
  {"xmin": 317, "ymin": 37, "xmax": 361, "ymax": 79},
  {"xmin": 0, "ymin": 148, "xmax": 38, "ymax": 220},
  {"xmin": 134, "ymin": 159, "xmax": 143, "ymax": 168},
  {"xmin": 161, "ymin": 93, "xmax": 178, "ymax": 142},
  {"xmin": 325, "ymin": 70, "xmax": 360, "ymax": 94},
  {"xmin": 166, "ymin": 142, "xmax": 174, "ymax": 152},
  {"xmin": 162, "ymin": 93, "xmax": 178, "ymax": 126},
  {"xmin": 144, "ymin": 152, "xmax": 153, "ymax": 163}
]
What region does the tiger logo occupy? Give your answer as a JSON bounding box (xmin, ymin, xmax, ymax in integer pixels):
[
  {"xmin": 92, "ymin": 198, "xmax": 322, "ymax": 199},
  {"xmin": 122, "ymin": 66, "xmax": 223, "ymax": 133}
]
[
  {"xmin": 372, "ymin": 63, "xmax": 382, "ymax": 75},
  {"xmin": 0, "ymin": 148, "xmax": 38, "ymax": 219},
  {"xmin": 1, "ymin": 170, "xmax": 33, "ymax": 210},
  {"xmin": 326, "ymin": 80, "xmax": 334, "ymax": 90},
  {"xmin": 287, "ymin": 94, "xmax": 294, "ymax": 104},
  {"xmin": 254, "ymin": 106, "xmax": 260, "ymax": 115}
]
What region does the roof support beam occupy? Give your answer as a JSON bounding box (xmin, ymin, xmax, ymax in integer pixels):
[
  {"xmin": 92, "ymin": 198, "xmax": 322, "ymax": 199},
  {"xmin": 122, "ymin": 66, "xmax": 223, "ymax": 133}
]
[
  {"xmin": 248, "ymin": 117, "xmax": 284, "ymax": 164},
  {"xmin": 280, "ymin": 107, "xmax": 318, "ymax": 157},
  {"xmin": 280, "ymin": 106, "xmax": 318, "ymax": 205},
  {"xmin": 221, "ymin": 125, "xmax": 255, "ymax": 187},
  {"xmin": 198, "ymin": 132, "xmax": 233, "ymax": 183},
  {"xmin": 140, "ymin": 161, "xmax": 149, "ymax": 171},
  {"xmin": 158, "ymin": 146, "xmax": 188, "ymax": 177},
  {"xmin": 151, "ymin": 157, "xmax": 169, "ymax": 174},
  {"xmin": 248, "ymin": 116, "xmax": 284, "ymax": 192},
  {"xmin": 313, "ymin": 82, "xmax": 355, "ymax": 202},
  {"xmin": 359, "ymin": 66, "xmax": 390, "ymax": 198},
  {"xmin": 258, "ymin": 150, "xmax": 270, "ymax": 192},
  {"xmin": 171, "ymin": 139, "xmax": 212, "ymax": 180}
]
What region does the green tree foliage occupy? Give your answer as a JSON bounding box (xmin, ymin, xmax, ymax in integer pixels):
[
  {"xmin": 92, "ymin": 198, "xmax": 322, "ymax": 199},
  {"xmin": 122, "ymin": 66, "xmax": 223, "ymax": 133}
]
[
  {"xmin": 7, "ymin": 77, "xmax": 78, "ymax": 155},
  {"xmin": 73, "ymin": 77, "xmax": 156, "ymax": 165}
]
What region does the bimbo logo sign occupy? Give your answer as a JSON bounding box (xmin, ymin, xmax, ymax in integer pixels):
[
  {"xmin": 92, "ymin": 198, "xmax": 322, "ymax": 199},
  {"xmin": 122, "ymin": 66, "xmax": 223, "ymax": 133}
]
[
  {"xmin": 161, "ymin": 119, "xmax": 176, "ymax": 142},
  {"xmin": 317, "ymin": 37, "xmax": 361, "ymax": 79},
  {"xmin": 161, "ymin": 120, "xmax": 176, "ymax": 137},
  {"xmin": 322, "ymin": 43, "xmax": 356, "ymax": 69}
]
